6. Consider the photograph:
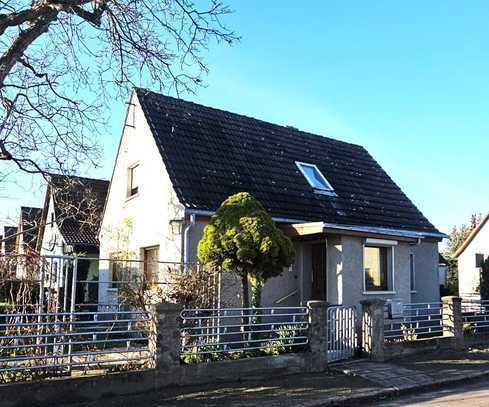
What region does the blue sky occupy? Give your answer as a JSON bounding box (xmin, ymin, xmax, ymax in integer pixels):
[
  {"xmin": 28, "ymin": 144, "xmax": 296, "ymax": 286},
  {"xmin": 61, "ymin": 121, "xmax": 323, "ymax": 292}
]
[{"xmin": 2, "ymin": 0, "xmax": 489, "ymax": 237}]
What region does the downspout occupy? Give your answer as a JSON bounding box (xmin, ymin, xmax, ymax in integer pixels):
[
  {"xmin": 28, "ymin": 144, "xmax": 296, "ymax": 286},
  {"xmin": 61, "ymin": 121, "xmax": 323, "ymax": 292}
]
[{"xmin": 183, "ymin": 213, "xmax": 196, "ymax": 268}]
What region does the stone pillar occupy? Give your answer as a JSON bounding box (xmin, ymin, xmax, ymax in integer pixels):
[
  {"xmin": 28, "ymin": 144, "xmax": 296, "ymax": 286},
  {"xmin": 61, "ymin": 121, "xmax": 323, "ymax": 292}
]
[
  {"xmin": 442, "ymin": 296, "xmax": 463, "ymax": 346},
  {"xmin": 307, "ymin": 300, "xmax": 328, "ymax": 372},
  {"xmin": 361, "ymin": 299, "xmax": 385, "ymax": 362},
  {"xmin": 149, "ymin": 302, "xmax": 183, "ymax": 371}
]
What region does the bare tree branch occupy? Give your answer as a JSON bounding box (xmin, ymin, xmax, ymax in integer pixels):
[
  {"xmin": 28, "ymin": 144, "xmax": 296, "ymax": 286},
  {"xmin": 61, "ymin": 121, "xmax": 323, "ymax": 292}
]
[{"xmin": 0, "ymin": 0, "xmax": 238, "ymax": 190}]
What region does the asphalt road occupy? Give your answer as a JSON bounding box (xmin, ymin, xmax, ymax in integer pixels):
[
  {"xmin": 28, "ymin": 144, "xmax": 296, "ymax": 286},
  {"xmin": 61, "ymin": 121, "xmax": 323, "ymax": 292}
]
[{"xmin": 371, "ymin": 377, "xmax": 489, "ymax": 406}]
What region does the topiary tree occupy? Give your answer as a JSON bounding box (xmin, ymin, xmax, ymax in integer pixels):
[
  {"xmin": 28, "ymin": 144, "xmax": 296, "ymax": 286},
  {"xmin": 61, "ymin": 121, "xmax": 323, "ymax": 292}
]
[{"xmin": 197, "ymin": 192, "xmax": 295, "ymax": 310}]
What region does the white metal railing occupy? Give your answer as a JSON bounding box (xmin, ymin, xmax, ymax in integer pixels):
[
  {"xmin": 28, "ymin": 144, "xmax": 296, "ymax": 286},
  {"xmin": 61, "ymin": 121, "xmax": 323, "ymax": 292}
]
[
  {"xmin": 384, "ymin": 302, "xmax": 443, "ymax": 340},
  {"xmin": 180, "ymin": 307, "xmax": 309, "ymax": 357},
  {"xmin": 0, "ymin": 309, "xmax": 153, "ymax": 380},
  {"xmin": 327, "ymin": 305, "xmax": 357, "ymax": 362},
  {"xmin": 462, "ymin": 299, "xmax": 489, "ymax": 332}
]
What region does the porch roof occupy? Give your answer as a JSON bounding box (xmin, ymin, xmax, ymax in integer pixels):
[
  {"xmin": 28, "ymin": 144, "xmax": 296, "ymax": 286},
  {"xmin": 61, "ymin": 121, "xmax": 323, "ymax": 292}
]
[{"xmin": 284, "ymin": 221, "xmax": 447, "ymax": 242}]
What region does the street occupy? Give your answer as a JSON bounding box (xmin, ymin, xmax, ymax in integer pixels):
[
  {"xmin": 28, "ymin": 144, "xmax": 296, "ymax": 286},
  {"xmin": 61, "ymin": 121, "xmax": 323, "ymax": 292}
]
[{"xmin": 372, "ymin": 377, "xmax": 489, "ymax": 406}]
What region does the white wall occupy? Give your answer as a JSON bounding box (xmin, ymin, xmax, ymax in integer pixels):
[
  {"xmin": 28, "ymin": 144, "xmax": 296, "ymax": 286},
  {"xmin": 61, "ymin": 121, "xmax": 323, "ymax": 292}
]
[
  {"xmin": 40, "ymin": 195, "xmax": 65, "ymax": 258},
  {"xmin": 458, "ymin": 221, "xmax": 489, "ymax": 298},
  {"xmin": 98, "ymin": 91, "xmax": 185, "ymax": 304}
]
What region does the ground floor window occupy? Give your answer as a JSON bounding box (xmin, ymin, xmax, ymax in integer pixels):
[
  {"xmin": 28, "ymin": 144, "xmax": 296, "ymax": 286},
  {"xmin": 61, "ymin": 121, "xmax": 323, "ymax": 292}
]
[{"xmin": 364, "ymin": 245, "xmax": 393, "ymax": 292}]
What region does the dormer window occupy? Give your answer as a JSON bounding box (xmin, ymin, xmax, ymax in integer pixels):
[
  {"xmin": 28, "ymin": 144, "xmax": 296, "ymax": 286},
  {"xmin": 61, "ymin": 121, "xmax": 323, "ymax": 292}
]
[
  {"xmin": 127, "ymin": 163, "xmax": 140, "ymax": 197},
  {"xmin": 295, "ymin": 161, "xmax": 334, "ymax": 194}
]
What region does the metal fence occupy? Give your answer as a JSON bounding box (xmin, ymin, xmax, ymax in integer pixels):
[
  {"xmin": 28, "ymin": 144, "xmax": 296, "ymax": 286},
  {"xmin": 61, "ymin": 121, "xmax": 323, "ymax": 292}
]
[
  {"xmin": 462, "ymin": 299, "xmax": 489, "ymax": 333},
  {"xmin": 0, "ymin": 308, "xmax": 153, "ymax": 381},
  {"xmin": 180, "ymin": 307, "xmax": 309, "ymax": 359},
  {"xmin": 384, "ymin": 302, "xmax": 443, "ymax": 340}
]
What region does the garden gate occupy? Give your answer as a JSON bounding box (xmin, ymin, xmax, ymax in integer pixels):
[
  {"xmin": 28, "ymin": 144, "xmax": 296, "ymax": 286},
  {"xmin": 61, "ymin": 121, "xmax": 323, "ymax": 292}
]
[{"xmin": 327, "ymin": 305, "xmax": 357, "ymax": 362}]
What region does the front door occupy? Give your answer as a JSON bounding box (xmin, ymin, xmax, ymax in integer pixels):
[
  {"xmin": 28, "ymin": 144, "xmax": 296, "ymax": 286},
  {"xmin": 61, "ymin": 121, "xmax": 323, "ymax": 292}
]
[{"xmin": 311, "ymin": 242, "xmax": 327, "ymax": 300}]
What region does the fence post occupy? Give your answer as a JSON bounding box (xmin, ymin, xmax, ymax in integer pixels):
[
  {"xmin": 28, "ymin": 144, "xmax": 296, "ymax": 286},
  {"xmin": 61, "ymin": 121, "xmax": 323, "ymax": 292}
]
[
  {"xmin": 150, "ymin": 302, "xmax": 183, "ymax": 371},
  {"xmin": 307, "ymin": 300, "xmax": 328, "ymax": 372},
  {"xmin": 442, "ymin": 296, "xmax": 463, "ymax": 347},
  {"xmin": 360, "ymin": 299, "xmax": 385, "ymax": 362}
]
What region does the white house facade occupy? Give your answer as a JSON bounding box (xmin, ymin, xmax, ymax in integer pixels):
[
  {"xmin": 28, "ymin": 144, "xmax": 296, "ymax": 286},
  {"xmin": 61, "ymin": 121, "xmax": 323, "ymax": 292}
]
[{"xmin": 455, "ymin": 214, "xmax": 489, "ymax": 299}]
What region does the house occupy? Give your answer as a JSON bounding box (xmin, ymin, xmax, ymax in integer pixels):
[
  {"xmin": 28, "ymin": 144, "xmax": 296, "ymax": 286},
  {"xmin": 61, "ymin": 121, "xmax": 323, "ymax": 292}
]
[
  {"xmin": 454, "ymin": 213, "xmax": 489, "ymax": 299},
  {"xmin": 0, "ymin": 226, "xmax": 18, "ymax": 276},
  {"xmin": 15, "ymin": 206, "xmax": 42, "ymax": 278},
  {"xmin": 99, "ymin": 88, "xmax": 446, "ymax": 309},
  {"xmin": 438, "ymin": 254, "xmax": 449, "ymax": 289},
  {"xmin": 1, "ymin": 226, "xmax": 17, "ymax": 256},
  {"xmin": 38, "ymin": 174, "xmax": 109, "ymax": 307}
]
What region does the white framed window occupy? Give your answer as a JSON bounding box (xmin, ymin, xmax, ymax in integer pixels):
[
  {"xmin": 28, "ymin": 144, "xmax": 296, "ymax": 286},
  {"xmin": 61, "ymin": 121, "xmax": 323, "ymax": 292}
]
[
  {"xmin": 295, "ymin": 161, "xmax": 334, "ymax": 193},
  {"xmin": 363, "ymin": 243, "xmax": 395, "ymax": 293},
  {"xmin": 127, "ymin": 163, "xmax": 140, "ymax": 197},
  {"xmin": 410, "ymin": 253, "xmax": 416, "ymax": 292}
]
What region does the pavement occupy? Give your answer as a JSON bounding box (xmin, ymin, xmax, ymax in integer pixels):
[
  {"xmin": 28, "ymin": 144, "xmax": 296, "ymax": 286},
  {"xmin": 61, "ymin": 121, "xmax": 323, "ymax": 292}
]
[
  {"xmin": 57, "ymin": 345, "xmax": 489, "ymax": 407},
  {"xmin": 370, "ymin": 377, "xmax": 489, "ymax": 406}
]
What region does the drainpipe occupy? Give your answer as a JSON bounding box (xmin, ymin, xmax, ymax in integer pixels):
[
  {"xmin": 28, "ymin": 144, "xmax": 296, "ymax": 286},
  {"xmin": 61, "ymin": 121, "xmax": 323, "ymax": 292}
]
[{"xmin": 183, "ymin": 213, "xmax": 196, "ymax": 268}]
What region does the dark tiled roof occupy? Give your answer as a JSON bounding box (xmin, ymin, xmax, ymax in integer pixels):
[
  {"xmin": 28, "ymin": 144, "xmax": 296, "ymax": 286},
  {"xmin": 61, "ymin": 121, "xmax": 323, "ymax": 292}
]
[
  {"xmin": 136, "ymin": 88, "xmax": 441, "ymax": 235},
  {"xmin": 20, "ymin": 207, "xmax": 42, "ymax": 250},
  {"xmin": 3, "ymin": 226, "xmax": 18, "ymax": 254},
  {"xmin": 49, "ymin": 175, "xmax": 109, "ymax": 247}
]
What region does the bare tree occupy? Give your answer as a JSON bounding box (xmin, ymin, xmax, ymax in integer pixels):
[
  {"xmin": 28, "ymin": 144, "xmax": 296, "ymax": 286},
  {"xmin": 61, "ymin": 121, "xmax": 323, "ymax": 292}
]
[{"xmin": 0, "ymin": 0, "xmax": 237, "ymax": 179}]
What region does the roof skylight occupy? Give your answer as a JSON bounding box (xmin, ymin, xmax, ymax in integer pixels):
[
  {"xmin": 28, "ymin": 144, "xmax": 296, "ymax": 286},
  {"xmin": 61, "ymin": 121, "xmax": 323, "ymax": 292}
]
[{"xmin": 295, "ymin": 161, "xmax": 334, "ymax": 194}]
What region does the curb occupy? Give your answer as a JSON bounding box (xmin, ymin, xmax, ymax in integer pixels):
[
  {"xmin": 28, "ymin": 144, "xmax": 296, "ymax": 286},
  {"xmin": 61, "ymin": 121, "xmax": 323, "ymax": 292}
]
[{"xmin": 293, "ymin": 369, "xmax": 489, "ymax": 406}]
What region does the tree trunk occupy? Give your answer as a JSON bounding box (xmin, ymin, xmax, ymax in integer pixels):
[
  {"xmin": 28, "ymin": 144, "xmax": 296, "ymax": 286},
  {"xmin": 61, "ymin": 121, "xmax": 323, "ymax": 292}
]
[
  {"xmin": 250, "ymin": 279, "xmax": 263, "ymax": 309},
  {"xmin": 241, "ymin": 271, "xmax": 250, "ymax": 343},
  {"xmin": 241, "ymin": 271, "xmax": 249, "ymax": 309},
  {"xmin": 250, "ymin": 279, "xmax": 263, "ymax": 338}
]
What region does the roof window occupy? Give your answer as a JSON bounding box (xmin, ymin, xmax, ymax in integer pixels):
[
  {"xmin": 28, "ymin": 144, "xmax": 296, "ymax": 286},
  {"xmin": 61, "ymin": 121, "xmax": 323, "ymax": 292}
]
[{"xmin": 295, "ymin": 161, "xmax": 335, "ymax": 194}]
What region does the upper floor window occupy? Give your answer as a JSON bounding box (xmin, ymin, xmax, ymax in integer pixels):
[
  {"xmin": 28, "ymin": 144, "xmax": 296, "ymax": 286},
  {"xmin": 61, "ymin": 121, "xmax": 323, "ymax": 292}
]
[
  {"xmin": 127, "ymin": 164, "xmax": 140, "ymax": 197},
  {"xmin": 295, "ymin": 161, "xmax": 334, "ymax": 193}
]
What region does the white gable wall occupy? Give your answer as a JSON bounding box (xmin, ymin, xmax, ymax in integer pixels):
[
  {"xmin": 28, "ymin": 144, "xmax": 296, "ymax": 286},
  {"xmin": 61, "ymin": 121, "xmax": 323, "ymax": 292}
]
[
  {"xmin": 40, "ymin": 195, "xmax": 65, "ymax": 257},
  {"xmin": 98, "ymin": 91, "xmax": 185, "ymax": 304},
  {"xmin": 458, "ymin": 220, "xmax": 489, "ymax": 298}
]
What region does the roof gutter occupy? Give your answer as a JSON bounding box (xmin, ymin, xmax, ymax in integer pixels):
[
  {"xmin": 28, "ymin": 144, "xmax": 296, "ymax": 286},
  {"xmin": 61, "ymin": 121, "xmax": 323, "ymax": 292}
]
[
  {"xmin": 185, "ymin": 208, "xmax": 309, "ymax": 224},
  {"xmin": 321, "ymin": 222, "xmax": 448, "ymax": 240},
  {"xmin": 184, "ymin": 209, "xmax": 448, "ymax": 240}
]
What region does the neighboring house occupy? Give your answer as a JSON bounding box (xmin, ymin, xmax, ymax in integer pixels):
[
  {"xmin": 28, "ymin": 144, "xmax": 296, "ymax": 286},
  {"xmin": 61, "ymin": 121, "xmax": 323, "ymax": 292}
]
[
  {"xmin": 438, "ymin": 254, "xmax": 449, "ymax": 289},
  {"xmin": 15, "ymin": 206, "xmax": 42, "ymax": 278},
  {"xmin": 2, "ymin": 226, "xmax": 18, "ymax": 256},
  {"xmin": 38, "ymin": 174, "xmax": 109, "ymax": 307},
  {"xmin": 454, "ymin": 213, "xmax": 489, "ymax": 299},
  {"xmin": 99, "ymin": 88, "xmax": 446, "ymax": 309},
  {"xmin": 1, "ymin": 226, "xmax": 18, "ymax": 275}
]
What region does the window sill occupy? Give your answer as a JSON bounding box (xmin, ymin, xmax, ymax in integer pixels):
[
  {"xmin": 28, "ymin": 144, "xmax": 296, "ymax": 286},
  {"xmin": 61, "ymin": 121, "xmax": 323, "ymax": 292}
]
[
  {"xmin": 362, "ymin": 291, "xmax": 397, "ymax": 295},
  {"xmin": 125, "ymin": 193, "xmax": 139, "ymax": 203},
  {"xmin": 410, "ymin": 290, "xmax": 417, "ymax": 294}
]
